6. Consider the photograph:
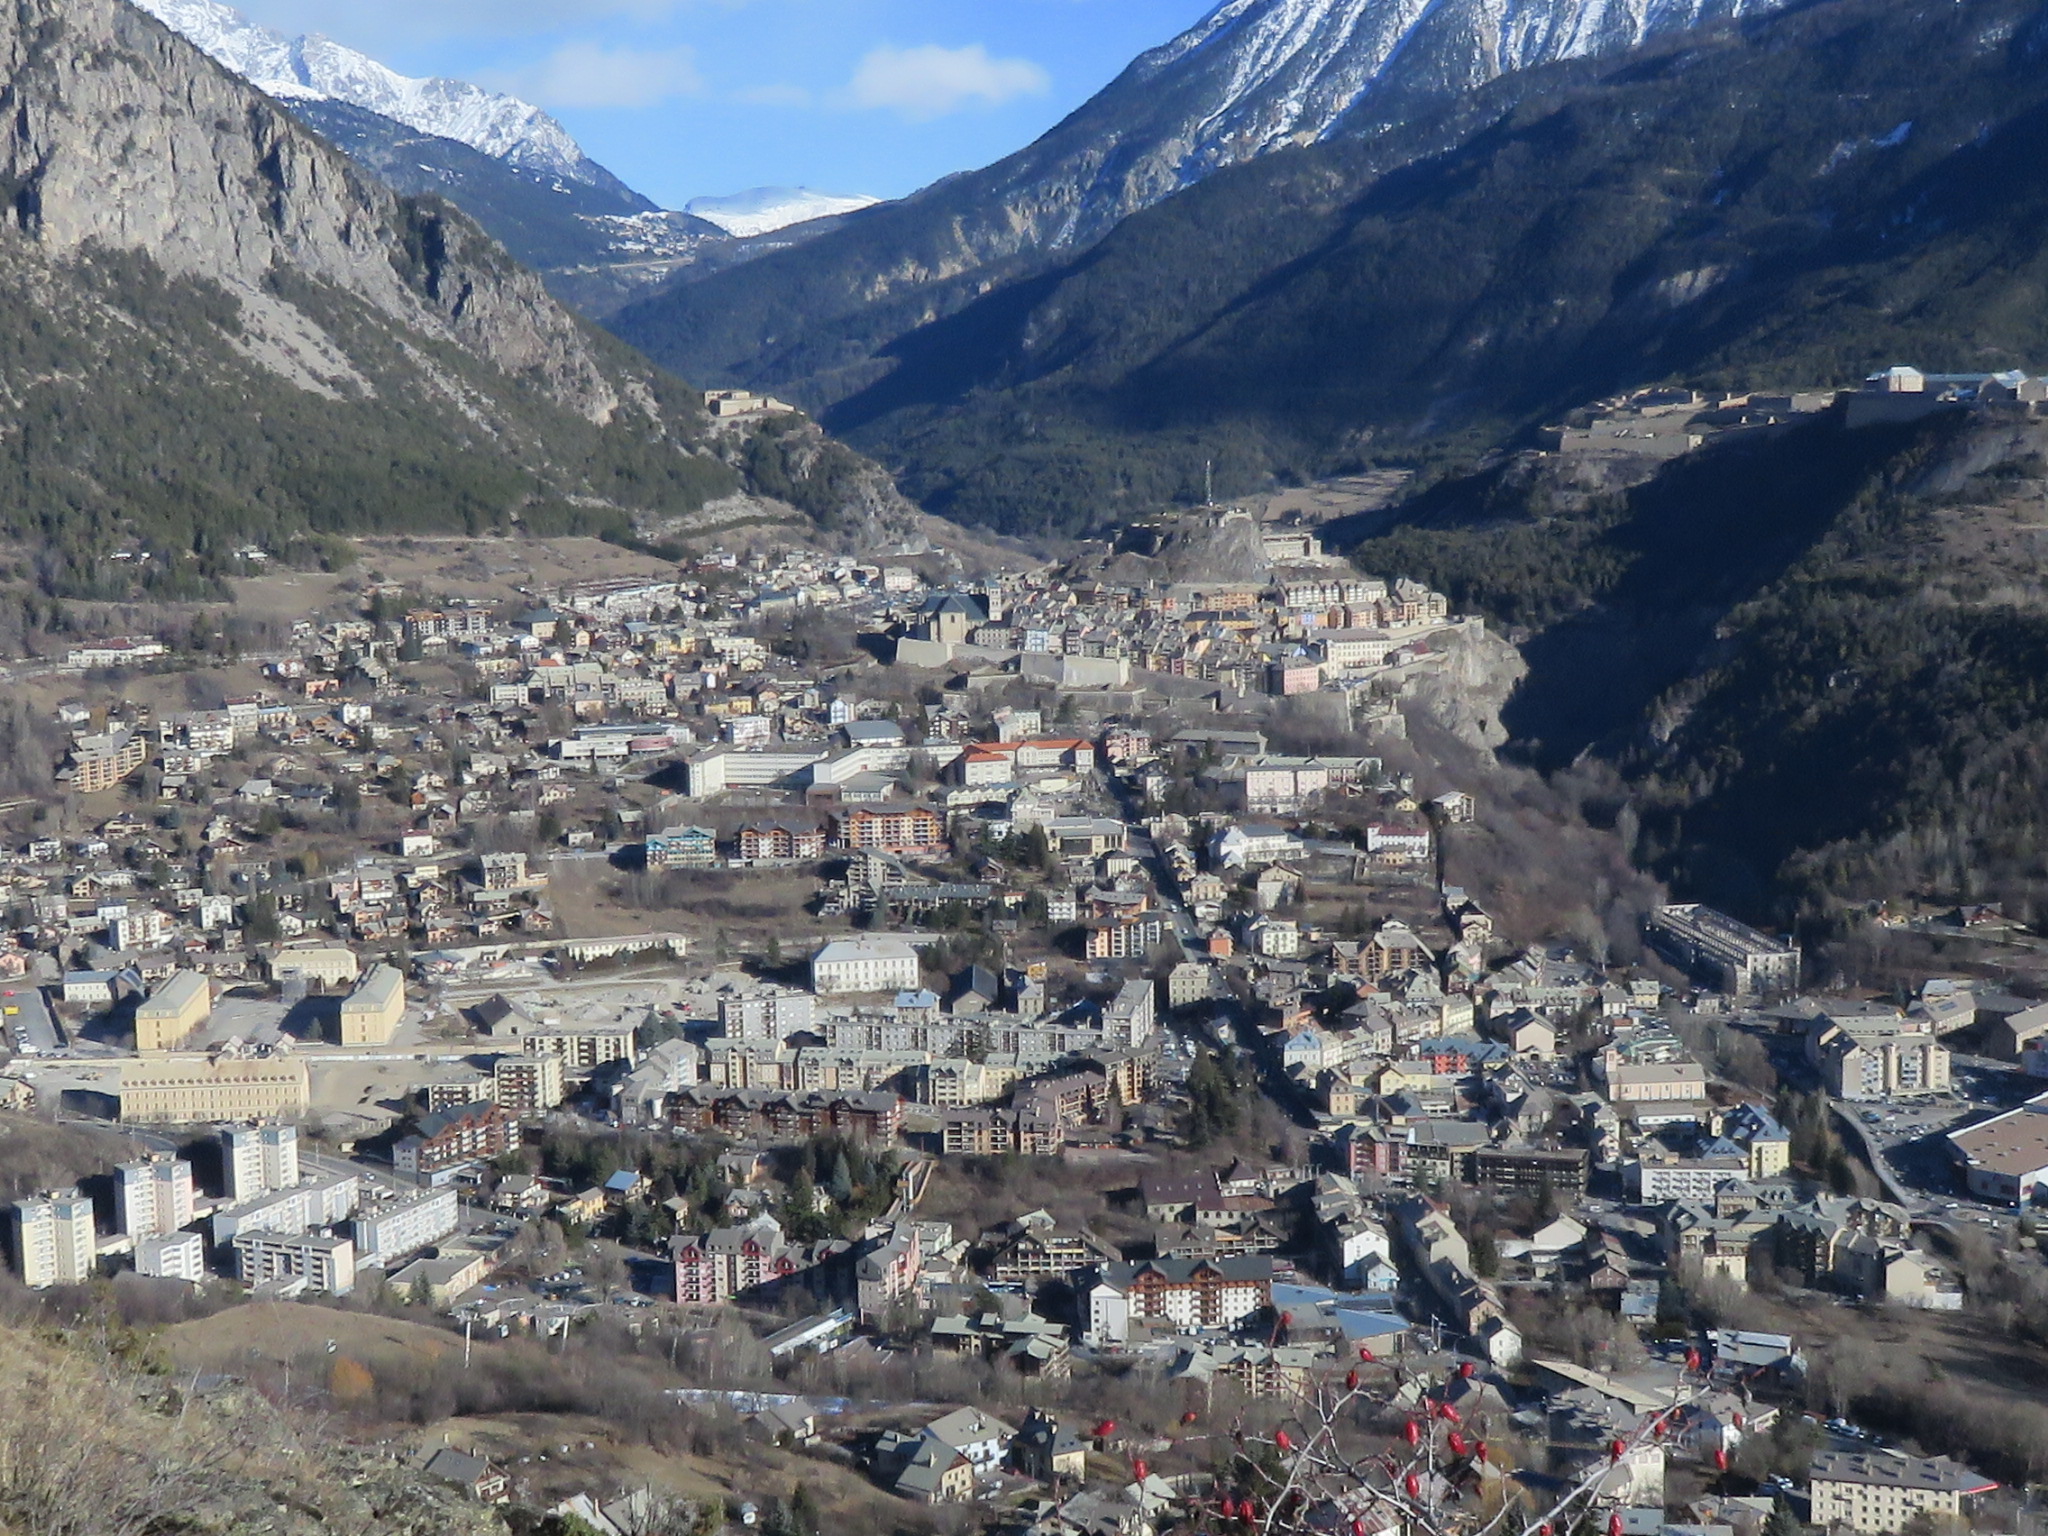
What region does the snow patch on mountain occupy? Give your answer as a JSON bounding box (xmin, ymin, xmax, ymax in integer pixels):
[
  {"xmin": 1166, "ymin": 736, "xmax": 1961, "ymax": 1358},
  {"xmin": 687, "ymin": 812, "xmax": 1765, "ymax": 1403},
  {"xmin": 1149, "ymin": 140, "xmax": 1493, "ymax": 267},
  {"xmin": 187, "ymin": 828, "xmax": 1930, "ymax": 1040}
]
[
  {"xmin": 683, "ymin": 188, "xmax": 882, "ymax": 239},
  {"xmin": 131, "ymin": 0, "xmax": 604, "ymax": 185}
]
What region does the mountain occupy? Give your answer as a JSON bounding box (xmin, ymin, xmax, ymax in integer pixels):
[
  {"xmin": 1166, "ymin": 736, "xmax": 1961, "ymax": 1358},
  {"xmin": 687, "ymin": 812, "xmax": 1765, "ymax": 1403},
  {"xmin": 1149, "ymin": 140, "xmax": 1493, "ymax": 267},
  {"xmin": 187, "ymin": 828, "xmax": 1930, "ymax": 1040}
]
[
  {"xmin": 129, "ymin": 0, "xmax": 633, "ymax": 194},
  {"xmin": 289, "ymin": 99, "xmax": 735, "ymax": 315},
  {"xmin": 684, "ymin": 188, "xmax": 883, "ymax": 239},
  {"xmin": 608, "ymin": 0, "xmax": 1796, "ymax": 444},
  {"xmin": 1349, "ymin": 403, "xmax": 2048, "ymax": 937},
  {"xmin": 616, "ymin": 0, "xmax": 2048, "ymax": 537},
  {"xmin": 0, "ymin": 0, "xmax": 907, "ymax": 600}
]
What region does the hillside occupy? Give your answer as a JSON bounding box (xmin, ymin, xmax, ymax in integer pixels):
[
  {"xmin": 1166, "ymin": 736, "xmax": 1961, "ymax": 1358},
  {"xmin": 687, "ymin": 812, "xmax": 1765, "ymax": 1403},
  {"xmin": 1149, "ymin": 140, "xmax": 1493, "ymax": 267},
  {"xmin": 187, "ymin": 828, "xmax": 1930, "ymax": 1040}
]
[
  {"xmin": 0, "ymin": 1311, "xmax": 501, "ymax": 1536},
  {"xmin": 618, "ymin": 0, "xmax": 2048, "ymax": 537},
  {"xmin": 1351, "ymin": 407, "xmax": 2048, "ymax": 932},
  {"xmin": 0, "ymin": 0, "xmax": 914, "ymax": 600}
]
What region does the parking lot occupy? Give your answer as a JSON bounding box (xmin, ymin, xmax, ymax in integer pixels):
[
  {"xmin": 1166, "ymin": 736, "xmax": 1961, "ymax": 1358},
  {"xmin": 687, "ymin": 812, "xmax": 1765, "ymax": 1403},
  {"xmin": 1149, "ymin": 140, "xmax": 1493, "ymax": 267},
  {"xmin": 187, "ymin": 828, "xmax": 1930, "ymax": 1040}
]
[{"xmin": 0, "ymin": 983, "xmax": 61, "ymax": 1055}]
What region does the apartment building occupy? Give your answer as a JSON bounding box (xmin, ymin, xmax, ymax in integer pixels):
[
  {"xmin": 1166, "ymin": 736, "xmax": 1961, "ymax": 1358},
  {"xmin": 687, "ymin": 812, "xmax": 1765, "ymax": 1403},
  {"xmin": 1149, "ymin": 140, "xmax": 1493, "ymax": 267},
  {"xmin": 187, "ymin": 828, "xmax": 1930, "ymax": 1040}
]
[
  {"xmin": 338, "ymin": 964, "xmax": 406, "ymax": 1047},
  {"xmin": 211, "ymin": 1173, "xmax": 358, "ymax": 1244},
  {"xmin": 66, "ymin": 728, "xmax": 150, "ymax": 794},
  {"xmin": 134, "ymin": 970, "xmax": 212, "ymax": 1053},
  {"xmin": 232, "ymin": 1230, "xmax": 356, "ymax": 1295},
  {"xmin": 1809, "ymin": 1451, "xmax": 1995, "ymax": 1533},
  {"xmin": 116, "ymin": 1154, "xmax": 195, "ymax": 1238},
  {"xmin": 135, "ymin": 1231, "xmax": 205, "ymax": 1282},
  {"xmin": 353, "ymin": 1188, "xmax": 460, "ymax": 1266},
  {"xmin": 671, "ymin": 1214, "xmax": 809, "ymax": 1304},
  {"xmin": 1087, "ymin": 1257, "xmax": 1275, "ymax": 1343},
  {"xmin": 1811, "ymin": 1009, "xmax": 1952, "ymax": 1101},
  {"xmin": 834, "ymin": 807, "xmax": 946, "ymax": 854},
  {"xmin": 393, "ymin": 1100, "xmax": 512, "ymax": 1181},
  {"xmin": 11, "ymin": 1189, "xmax": 95, "ymax": 1289},
  {"xmin": 492, "ymin": 1052, "xmax": 565, "ymax": 1115},
  {"xmin": 718, "ymin": 983, "xmax": 815, "ymax": 1043},
  {"xmin": 222, "ymin": 1121, "xmax": 300, "ymax": 1201}
]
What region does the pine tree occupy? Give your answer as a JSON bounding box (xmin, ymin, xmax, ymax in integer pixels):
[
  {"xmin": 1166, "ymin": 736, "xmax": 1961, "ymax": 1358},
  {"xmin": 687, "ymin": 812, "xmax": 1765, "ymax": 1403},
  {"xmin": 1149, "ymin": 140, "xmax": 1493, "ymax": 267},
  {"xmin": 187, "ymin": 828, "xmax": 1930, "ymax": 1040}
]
[{"xmin": 827, "ymin": 1149, "xmax": 855, "ymax": 1204}]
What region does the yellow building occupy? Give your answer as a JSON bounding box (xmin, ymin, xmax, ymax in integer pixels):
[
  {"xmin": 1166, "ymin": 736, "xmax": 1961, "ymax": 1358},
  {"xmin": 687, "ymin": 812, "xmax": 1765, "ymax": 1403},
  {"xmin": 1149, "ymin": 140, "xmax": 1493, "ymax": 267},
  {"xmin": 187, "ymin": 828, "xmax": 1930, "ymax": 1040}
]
[
  {"xmin": 134, "ymin": 971, "xmax": 211, "ymax": 1054},
  {"xmin": 118, "ymin": 1057, "xmax": 310, "ymax": 1124},
  {"xmin": 338, "ymin": 964, "xmax": 406, "ymax": 1046}
]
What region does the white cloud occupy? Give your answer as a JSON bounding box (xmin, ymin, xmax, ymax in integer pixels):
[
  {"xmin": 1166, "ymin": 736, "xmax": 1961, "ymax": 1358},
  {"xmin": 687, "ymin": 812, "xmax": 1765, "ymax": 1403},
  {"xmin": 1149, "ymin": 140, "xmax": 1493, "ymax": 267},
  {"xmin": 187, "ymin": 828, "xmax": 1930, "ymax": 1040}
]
[
  {"xmin": 491, "ymin": 42, "xmax": 702, "ymax": 109},
  {"xmin": 843, "ymin": 43, "xmax": 1050, "ymax": 120}
]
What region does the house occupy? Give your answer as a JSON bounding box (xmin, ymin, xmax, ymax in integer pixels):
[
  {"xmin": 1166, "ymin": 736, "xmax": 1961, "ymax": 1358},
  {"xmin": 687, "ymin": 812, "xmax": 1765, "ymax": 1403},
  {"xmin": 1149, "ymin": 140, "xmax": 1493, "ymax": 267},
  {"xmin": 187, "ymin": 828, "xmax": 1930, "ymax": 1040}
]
[
  {"xmin": 1010, "ymin": 1410, "xmax": 1089, "ymax": 1484},
  {"xmin": 421, "ymin": 1448, "xmax": 510, "ymax": 1504}
]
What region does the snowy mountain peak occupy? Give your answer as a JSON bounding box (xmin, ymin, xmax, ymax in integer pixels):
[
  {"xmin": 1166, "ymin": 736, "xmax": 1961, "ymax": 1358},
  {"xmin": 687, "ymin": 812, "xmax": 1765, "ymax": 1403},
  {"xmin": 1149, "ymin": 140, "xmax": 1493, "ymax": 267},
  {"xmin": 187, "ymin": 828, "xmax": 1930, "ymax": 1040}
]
[
  {"xmin": 683, "ymin": 188, "xmax": 881, "ymax": 239},
  {"xmin": 130, "ymin": 0, "xmax": 606, "ymax": 186},
  {"xmin": 1119, "ymin": 0, "xmax": 1790, "ymax": 190}
]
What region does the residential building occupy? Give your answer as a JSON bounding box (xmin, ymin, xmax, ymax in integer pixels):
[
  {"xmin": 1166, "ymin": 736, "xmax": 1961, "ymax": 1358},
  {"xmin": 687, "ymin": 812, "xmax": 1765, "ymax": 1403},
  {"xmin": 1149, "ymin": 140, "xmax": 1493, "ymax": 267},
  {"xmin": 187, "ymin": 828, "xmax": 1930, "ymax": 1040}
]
[
  {"xmin": 232, "ymin": 1230, "xmax": 356, "ymax": 1294},
  {"xmin": 134, "ymin": 1231, "xmax": 205, "ymax": 1282},
  {"xmin": 493, "ymin": 1052, "xmax": 565, "ymax": 1115},
  {"xmin": 116, "ymin": 1154, "xmax": 195, "ymax": 1238},
  {"xmin": 134, "ymin": 970, "xmax": 211, "ymax": 1053},
  {"xmin": 835, "ymin": 807, "xmax": 946, "ymax": 854},
  {"xmin": 338, "ymin": 965, "xmax": 406, "ymax": 1046},
  {"xmin": 1087, "ymin": 1257, "xmax": 1275, "ymax": 1343},
  {"xmin": 392, "ymin": 1101, "xmax": 512, "ymax": 1181},
  {"xmin": 671, "ymin": 1214, "xmax": 815, "ymax": 1304},
  {"xmin": 1808, "ymin": 1450, "xmax": 1995, "ymax": 1533},
  {"xmin": 222, "ymin": 1121, "xmax": 300, "ymax": 1201},
  {"xmin": 11, "ymin": 1189, "xmax": 95, "ymax": 1288},
  {"xmin": 66, "ymin": 728, "xmax": 150, "ymax": 794},
  {"xmin": 353, "ymin": 1188, "xmax": 460, "ymax": 1266},
  {"xmin": 646, "ymin": 826, "xmax": 719, "ymax": 870},
  {"xmin": 1811, "ymin": 1008, "xmax": 1952, "ymax": 1101}
]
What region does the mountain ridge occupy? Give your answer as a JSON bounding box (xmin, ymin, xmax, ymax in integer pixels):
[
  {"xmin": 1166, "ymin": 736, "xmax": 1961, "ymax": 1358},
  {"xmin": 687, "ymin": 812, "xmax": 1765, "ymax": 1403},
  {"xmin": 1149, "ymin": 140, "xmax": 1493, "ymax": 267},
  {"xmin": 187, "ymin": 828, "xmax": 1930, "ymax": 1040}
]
[
  {"xmin": 130, "ymin": 0, "xmax": 640, "ymax": 198},
  {"xmin": 618, "ymin": 0, "xmax": 2048, "ymax": 537},
  {"xmin": 609, "ymin": 0, "xmax": 1799, "ymax": 427}
]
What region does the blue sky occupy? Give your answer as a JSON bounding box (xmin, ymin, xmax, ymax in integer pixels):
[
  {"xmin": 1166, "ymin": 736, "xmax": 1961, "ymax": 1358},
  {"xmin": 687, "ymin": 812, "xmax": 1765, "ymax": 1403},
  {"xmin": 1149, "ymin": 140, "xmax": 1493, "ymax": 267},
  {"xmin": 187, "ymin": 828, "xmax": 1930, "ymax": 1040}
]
[{"xmin": 221, "ymin": 0, "xmax": 1215, "ymax": 207}]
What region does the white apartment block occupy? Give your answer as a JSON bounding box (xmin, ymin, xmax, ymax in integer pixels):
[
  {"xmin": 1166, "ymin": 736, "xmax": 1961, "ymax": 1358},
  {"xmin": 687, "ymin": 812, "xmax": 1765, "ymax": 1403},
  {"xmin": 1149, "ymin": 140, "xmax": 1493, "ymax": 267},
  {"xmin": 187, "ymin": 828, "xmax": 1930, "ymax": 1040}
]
[
  {"xmin": 12, "ymin": 1190, "xmax": 96, "ymax": 1288},
  {"xmin": 116, "ymin": 1155, "xmax": 195, "ymax": 1238},
  {"xmin": 719, "ymin": 984, "xmax": 816, "ymax": 1043},
  {"xmin": 353, "ymin": 1188, "xmax": 459, "ymax": 1267},
  {"xmin": 232, "ymin": 1230, "xmax": 356, "ymax": 1295},
  {"xmin": 211, "ymin": 1172, "xmax": 358, "ymax": 1244},
  {"xmin": 135, "ymin": 1231, "xmax": 205, "ymax": 1283},
  {"xmin": 221, "ymin": 1121, "xmax": 300, "ymax": 1201}
]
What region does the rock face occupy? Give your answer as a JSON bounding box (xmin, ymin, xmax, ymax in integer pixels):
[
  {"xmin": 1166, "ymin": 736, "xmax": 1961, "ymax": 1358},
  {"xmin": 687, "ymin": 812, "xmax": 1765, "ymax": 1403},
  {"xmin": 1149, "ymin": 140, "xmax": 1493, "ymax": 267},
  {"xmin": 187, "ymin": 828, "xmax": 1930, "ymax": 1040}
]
[{"xmin": 0, "ymin": 0, "xmax": 626, "ymax": 420}]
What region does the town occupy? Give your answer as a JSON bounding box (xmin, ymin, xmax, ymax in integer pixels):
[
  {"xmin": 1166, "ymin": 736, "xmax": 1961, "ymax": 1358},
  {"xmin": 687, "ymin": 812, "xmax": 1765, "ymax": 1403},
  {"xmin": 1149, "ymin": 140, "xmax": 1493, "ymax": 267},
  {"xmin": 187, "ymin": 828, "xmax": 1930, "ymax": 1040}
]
[{"xmin": 0, "ymin": 516, "xmax": 2043, "ymax": 1536}]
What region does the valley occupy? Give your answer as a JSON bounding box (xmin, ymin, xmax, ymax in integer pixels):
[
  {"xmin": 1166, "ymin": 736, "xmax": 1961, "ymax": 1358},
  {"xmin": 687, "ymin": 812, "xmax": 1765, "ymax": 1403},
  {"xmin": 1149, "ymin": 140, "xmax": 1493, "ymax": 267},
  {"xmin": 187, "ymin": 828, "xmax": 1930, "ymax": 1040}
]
[{"xmin": 4, "ymin": 1, "xmax": 2048, "ymax": 1535}]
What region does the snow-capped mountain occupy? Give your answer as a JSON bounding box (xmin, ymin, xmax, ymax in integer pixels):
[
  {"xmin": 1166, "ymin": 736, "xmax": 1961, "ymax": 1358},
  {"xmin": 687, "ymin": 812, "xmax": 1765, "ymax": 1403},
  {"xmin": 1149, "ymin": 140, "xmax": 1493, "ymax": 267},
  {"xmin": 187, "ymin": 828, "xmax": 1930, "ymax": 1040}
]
[
  {"xmin": 1081, "ymin": 0, "xmax": 1792, "ymax": 237},
  {"xmin": 684, "ymin": 188, "xmax": 881, "ymax": 240},
  {"xmin": 130, "ymin": 0, "xmax": 614, "ymax": 187}
]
